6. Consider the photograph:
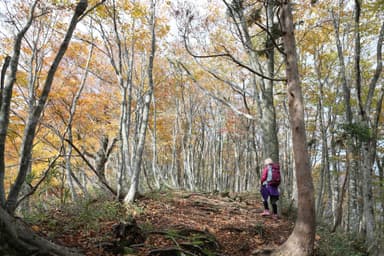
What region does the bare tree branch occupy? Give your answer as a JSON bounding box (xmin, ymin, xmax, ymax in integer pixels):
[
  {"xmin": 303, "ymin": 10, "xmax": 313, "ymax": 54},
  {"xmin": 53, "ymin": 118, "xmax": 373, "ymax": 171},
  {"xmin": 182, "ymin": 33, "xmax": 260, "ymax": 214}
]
[
  {"xmin": 178, "ymin": 61, "xmax": 256, "ymax": 120},
  {"xmin": 183, "ymin": 31, "xmax": 286, "ymax": 82},
  {"xmin": 64, "ymin": 139, "xmax": 117, "ymax": 197}
]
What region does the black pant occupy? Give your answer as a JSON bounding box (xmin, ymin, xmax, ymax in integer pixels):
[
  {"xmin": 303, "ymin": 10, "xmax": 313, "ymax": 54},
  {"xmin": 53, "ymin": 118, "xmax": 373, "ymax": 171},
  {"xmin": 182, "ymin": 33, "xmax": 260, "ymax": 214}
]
[{"xmin": 263, "ymin": 195, "xmax": 279, "ymax": 214}]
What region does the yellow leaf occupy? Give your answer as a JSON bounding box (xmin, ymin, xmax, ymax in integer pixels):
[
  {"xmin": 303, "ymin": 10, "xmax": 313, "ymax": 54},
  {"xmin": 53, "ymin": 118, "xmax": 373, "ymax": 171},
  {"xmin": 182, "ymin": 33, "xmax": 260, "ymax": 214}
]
[{"xmin": 31, "ymin": 225, "xmax": 40, "ymax": 232}]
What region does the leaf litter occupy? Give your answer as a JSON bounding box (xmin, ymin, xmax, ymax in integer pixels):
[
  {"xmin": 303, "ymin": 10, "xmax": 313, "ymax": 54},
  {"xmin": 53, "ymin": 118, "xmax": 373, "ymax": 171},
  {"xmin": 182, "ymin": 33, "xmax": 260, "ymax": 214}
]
[{"xmin": 37, "ymin": 191, "xmax": 294, "ymax": 255}]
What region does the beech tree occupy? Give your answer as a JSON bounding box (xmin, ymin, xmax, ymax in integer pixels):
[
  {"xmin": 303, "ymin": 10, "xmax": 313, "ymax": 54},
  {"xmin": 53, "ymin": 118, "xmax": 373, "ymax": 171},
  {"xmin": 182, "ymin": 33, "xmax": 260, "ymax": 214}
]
[
  {"xmin": 0, "ymin": 0, "xmax": 93, "ymax": 254},
  {"xmin": 91, "ymin": 0, "xmax": 159, "ymax": 202},
  {"xmin": 179, "ymin": 0, "xmax": 282, "ymax": 164},
  {"xmin": 351, "ymin": 2, "xmax": 383, "ymax": 252},
  {"xmin": 3, "ymin": 0, "xmax": 88, "ymax": 214},
  {"xmin": 124, "ymin": 0, "xmax": 157, "ymax": 202},
  {"xmin": 271, "ymin": 1, "xmax": 316, "ymax": 255}
]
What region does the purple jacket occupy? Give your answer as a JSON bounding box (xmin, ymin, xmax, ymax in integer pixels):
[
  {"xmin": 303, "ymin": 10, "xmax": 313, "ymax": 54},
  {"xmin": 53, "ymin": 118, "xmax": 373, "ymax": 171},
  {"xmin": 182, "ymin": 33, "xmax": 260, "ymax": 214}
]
[{"xmin": 260, "ymin": 163, "xmax": 280, "ymax": 197}]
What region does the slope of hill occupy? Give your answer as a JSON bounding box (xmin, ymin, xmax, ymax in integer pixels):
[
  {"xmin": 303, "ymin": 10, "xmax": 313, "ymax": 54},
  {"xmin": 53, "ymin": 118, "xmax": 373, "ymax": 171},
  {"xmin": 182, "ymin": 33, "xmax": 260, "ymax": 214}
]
[{"xmin": 34, "ymin": 190, "xmax": 294, "ymax": 255}]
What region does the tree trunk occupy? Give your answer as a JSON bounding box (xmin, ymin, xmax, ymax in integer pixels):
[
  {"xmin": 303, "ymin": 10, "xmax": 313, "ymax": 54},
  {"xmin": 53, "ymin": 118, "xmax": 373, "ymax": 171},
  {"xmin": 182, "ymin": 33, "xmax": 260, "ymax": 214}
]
[
  {"xmin": 273, "ymin": 1, "xmax": 316, "ymax": 255},
  {"xmin": 117, "ymin": 77, "xmax": 132, "ymax": 199},
  {"xmin": 170, "ymin": 105, "xmax": 180, "ymax": 187},
  {"xmin": 262, "ymin": 0, "xmax": 279, "ymax": 162},
  {"xmin": 124, "ymin": 93, "xmax": 152, "ymax": 202},
  {"xmin": 232, "ymin": 0, "xmax": 279, "ymax": 162},
  {"xmin": 0, "ymin": 207, "xmax": 83, "ymax": 256},
  {"xmin": 62, "ymin": 43, "xmax": 93, "ymax": 201},
  {"xmin": 182, "ymin": 103, "xmax": 195, "ymax": 190},
  {"xmin": 5, "ymin": 0, "xmax": 88, "ymax": 214},
  {"xmin": 378, "ymin": 156, "xmax": 384, "ymax": 244},
  {"xmin": 124, "ymin": 0, "xmax": 156, "ymax": 203},
  {"xmin": 97, "ymin": 0, "xmax": 136, "ymax": 200},
  {"xmin": 330, "ymin": 6, "xmax": 361, "ymax": 233},
  {"xmin": 0, "ymin": 1, "xmax": 38, "ymax": 208},
  {"xmin": 0, "ymin": 1, "xmax": 88, "ymax": 254},
  {"xmin": 314, "ymin": 50, "xmax": 332, "ymax": 220},
  {"xmin": 151, "ymin": 94, "xmax": 161, "ymax": 189},
  {"xmin": 65, "ymin": 132, "xmax": 78, "ymax": 201},
  {"xmin": 358, "ymin": 19, "xmax": 384, "ymax": 253},
  {"xmin": 332, "ymin": 146, "xmax": 348, "ymax": 232}
]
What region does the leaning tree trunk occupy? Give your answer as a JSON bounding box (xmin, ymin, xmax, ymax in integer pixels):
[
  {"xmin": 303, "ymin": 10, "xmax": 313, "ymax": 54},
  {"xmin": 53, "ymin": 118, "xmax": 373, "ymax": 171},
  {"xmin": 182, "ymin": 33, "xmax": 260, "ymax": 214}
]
[
  {"xmin": 5, "ymin": 0, "xmax": 88, "ymax": 214},
  {"xmin": 0, "ymin": 207, "xmax": 83, "ymax": 256},
  {"xmin": 0, "ymin": 1, "xmax": 38, "ymax": 207},
  {"xmin": 272, "ymin": 1, "xmax": 316, "ymax": 255},
  {"xmin": 63, "ymin": 43, "xmax": 94, "ymax": 200},
  {"xmin": 1, "ymin": 1, "xmax": 90, "ymax": 255}
]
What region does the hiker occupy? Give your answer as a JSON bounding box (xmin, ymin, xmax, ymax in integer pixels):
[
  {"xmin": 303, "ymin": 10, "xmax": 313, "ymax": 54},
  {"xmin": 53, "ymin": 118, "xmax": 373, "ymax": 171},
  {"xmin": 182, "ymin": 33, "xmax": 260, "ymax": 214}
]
[{"xmin": 260, "ymin": 157, "xmax": 281, "ymax": 219}]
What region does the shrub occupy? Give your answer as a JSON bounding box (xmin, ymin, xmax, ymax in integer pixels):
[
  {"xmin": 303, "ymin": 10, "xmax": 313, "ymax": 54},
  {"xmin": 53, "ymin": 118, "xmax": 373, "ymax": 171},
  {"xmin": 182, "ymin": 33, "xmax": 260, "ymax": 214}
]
[{"xmin": 315, "ymin": 225, "xmax": 367, "ymax": 256}]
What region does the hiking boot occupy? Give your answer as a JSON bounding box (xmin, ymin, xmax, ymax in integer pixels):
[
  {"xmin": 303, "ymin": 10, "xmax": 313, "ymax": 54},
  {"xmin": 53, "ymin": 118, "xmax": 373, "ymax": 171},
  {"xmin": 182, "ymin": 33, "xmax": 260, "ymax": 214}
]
[
  {"xmin": 272, "ymin": 214, "xmax": 279, "ymax": 220},
  {"xmin": 261, "ymin": 210, "xmax": 270, "ymax": 216}
]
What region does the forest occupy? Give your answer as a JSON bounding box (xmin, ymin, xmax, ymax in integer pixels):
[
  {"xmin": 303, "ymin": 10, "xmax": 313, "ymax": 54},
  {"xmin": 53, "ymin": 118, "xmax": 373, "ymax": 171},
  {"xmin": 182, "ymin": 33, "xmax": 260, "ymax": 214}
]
[{"xmin": 0, "ymin": 0, "xmax": 383, "ymax": 255}]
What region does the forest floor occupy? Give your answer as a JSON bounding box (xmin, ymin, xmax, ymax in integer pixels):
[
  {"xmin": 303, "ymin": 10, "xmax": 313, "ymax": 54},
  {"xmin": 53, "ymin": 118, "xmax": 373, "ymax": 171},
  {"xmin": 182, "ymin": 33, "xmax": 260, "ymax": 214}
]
[{"xmin": 36, "ymin": 190, "xmax": 296, "ymax": 256}]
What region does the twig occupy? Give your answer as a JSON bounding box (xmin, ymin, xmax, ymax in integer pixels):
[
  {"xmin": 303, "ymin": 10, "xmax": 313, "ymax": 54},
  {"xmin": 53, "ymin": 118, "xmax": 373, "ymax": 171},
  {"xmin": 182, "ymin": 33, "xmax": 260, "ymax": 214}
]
[{"xmin": 15, "ymin": 154, "xmax": 61, "ymax": 208}]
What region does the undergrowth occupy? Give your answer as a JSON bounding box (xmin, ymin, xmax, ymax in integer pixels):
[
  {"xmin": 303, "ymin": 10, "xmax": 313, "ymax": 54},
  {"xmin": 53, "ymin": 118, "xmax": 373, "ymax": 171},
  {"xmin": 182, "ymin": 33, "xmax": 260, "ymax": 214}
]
[
  {"xmin": 23, "ymin": 190, "xmax": 370, "ymax": 256},
  {"xmin": 278, "ymin": 198, "xmax": 367, "ymax": 256},
  {"xmin": 24, "ymin": 190, "xmax": 172, "ymax": 235},
  {"xmin": 25, "ymin": 195, "xmax": 129, "ymax": 233},
  {"xmin": 315, "ymin": 225, "xmax": 367, "ymax": 256}
]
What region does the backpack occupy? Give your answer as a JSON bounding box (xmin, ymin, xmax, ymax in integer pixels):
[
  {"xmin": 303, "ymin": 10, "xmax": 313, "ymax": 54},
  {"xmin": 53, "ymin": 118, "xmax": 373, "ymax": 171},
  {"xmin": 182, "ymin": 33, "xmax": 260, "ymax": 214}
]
[{"xmin": 267, "ymin": 163, "xmax": 281, "ymax": 186}]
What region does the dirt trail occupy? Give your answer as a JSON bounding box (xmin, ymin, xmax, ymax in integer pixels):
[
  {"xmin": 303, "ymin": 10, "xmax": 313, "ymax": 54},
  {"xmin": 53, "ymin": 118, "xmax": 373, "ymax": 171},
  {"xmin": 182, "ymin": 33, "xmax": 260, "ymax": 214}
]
[
  {"xmin": 45, "ymin": 191, "xmax": 294, "ymax": 256},
  {"xmin": 132, "ymin": 191, "xmax": 294, "ymax": 256}
]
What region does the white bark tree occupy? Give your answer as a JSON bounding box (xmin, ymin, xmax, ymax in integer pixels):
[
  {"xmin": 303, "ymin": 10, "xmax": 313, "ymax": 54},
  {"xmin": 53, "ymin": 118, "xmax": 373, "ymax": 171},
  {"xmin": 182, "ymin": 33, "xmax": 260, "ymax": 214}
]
[
  {"xmin": 0, "ymin": 1, "xmax": 93, "ymax": 254},
  {"xmin": 124, "ymin": 0, "xmax": 157, "ymax": 203}
]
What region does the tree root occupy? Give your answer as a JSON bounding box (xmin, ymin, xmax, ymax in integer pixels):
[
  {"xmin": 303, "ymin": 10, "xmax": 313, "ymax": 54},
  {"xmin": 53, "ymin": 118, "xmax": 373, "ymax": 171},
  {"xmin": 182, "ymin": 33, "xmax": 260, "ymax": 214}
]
[
  {"xmin": 148, "ymin": 246, "xmax": 195, "ymax": 256},
  {"xmin": 0, "ymin": 207, "xmax": 83, "ymax": 256},
  {"xmin": 147, "ymin": 226, "xmax": 221, "ymax": 255},
  {"xmin": 251, "ymin": 248, "xmax": 275, "ymax": 255}
]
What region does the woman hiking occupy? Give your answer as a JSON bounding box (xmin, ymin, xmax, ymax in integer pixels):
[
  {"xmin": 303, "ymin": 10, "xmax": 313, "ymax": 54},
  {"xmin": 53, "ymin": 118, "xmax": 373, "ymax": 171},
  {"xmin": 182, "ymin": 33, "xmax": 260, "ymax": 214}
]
[{"xmin": 260, "ymin": 158, "xmax": 281, "ymax": 219}]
